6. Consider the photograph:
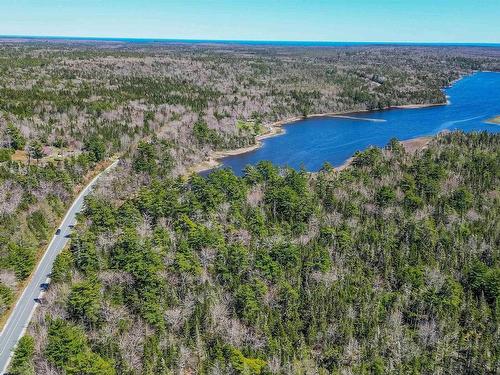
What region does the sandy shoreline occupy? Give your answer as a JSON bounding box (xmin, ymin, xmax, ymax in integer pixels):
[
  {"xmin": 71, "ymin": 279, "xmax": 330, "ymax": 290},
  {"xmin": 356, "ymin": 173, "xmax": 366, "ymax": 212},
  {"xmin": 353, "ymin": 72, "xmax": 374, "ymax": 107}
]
[
  {"xmin": 391, "ymin": 103, "xmax": 446, "ymax": 109},
  {"xmin": 484, "ymin": 115, "xmax": 500, "ymax": 125},
  {"xmin": 315, "ymin": 136, "xmax": 432, "ymax": 173},
  {"xmin": 189, "ymin": 102, "xmax": 445, "ymax": 174}
]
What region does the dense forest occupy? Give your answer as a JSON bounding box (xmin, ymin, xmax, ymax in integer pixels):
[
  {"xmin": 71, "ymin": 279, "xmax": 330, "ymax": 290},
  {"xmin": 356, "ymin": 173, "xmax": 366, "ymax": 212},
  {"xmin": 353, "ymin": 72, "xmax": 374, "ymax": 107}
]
[
  {"xmin": 1, "ymin": 42, "xmax": 500, "ymax": 171},
  {"xmin": 0, "ymin": 127, "xmax": 106, "ymax": 318},
  {"xmin": 11, "ymin": 132, "xmax": 496, "ymax": 374},
  {"xmin": 1, "ymin": 41, "xmax": 499, "ymax": 374},
  {"xmin": 3, "ymin": 42, "xmax": 499, "ymax": 321}
]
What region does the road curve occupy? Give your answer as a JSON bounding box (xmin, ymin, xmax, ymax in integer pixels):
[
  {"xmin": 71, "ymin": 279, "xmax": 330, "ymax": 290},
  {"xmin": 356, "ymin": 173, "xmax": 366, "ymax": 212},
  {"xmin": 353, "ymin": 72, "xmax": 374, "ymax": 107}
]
[{"xmin": 0, "ymin": 160, "xmax": 118, "ymax": 374}]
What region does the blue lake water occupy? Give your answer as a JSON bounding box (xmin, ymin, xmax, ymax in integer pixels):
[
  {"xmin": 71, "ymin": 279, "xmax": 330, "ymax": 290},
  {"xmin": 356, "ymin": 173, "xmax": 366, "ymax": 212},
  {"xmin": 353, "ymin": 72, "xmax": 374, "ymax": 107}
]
[
  {"xmin": 5, "ymin": 36, "xmax": 500, "ymax": 48},
  {"xmin": 214, "ymin": 72, "xmax": 500, "ymax": 175}
]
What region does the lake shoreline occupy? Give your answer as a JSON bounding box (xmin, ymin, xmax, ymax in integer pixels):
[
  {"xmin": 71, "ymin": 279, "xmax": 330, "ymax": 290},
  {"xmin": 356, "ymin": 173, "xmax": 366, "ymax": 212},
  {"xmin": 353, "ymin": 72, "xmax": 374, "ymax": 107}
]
[
  {"xmin": 484, "ymin": 115, "xmax": 500, "ymax": 125},
  {"xmin": 189, "ymin": 101, "xmax": 445, "ymax": 174}
]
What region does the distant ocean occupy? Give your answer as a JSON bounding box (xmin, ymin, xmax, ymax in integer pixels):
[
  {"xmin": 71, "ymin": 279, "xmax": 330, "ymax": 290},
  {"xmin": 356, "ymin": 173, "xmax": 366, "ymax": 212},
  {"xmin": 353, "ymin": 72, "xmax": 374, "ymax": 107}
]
[{"xmin": 1, "ymin": 35, "xmax": 500, "ymax": 48}]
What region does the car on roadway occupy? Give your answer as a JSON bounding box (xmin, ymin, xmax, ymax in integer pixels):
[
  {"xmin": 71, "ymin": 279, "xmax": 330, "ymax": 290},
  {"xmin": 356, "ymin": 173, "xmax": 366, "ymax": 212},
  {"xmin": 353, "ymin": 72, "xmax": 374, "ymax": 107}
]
[
  {"xmin": 55, "ymin": 228, "xmax": 61, "ymax": 235},
  {"xmin": 34, "ymin": 297, "xmax": 47, "ymax": 305}
]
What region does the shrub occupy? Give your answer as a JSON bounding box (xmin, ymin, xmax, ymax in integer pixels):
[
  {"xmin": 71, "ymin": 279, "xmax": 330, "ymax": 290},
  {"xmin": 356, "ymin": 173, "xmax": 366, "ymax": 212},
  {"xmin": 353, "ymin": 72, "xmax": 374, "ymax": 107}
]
[
  {"xmin": 67, "ymin": 279, "xmax": 101, "ymax": 324},
  {"xmin": 46, "ymin": 319, "xmax": 88, "ymax": 367},
  {"xmin": 0, "ymin": 148, "xmax": 13, "ymax": 162},
  {"xmin": 8, "ymin": 243, "xmax": 36, "ymax": 280},
  {"xmin": 0, "ymin": 283, "xmax": 14, "ymax": 316},
  {"xmin": 51, "ymin": 249, "xmax": 73, "ymax": 283},
  {"xmin": 9, "ymin": 335, "xmax": 35, "ymax": 375},
  {"xmin": 7, "ymin": 123, "xmax": 26, "ymax": 150},
  {"xmin": 65, "ymin": 351, "xmax": 115, "ymax": 375}
]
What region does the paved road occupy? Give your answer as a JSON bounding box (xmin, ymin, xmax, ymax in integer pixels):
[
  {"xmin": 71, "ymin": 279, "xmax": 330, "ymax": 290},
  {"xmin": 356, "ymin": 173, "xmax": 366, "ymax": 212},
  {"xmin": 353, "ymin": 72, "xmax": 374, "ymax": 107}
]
[{"xmin": 0, "ymin": 160, "xmax": 118, "ymax": 374}]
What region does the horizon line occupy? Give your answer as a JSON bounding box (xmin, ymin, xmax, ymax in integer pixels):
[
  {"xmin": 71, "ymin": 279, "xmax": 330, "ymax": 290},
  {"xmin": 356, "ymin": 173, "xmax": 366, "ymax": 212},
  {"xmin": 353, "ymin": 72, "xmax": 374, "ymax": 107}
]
[{"xmin": 1, "ymin": 34, "xmax": 500, "ymax": 47}]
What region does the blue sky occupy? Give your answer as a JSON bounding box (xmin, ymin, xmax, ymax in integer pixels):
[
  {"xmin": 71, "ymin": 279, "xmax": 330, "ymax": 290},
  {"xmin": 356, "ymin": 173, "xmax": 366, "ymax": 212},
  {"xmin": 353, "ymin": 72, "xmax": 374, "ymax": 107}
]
[{"xmin": 1, "ymin": 0, "xmax": 499, "ymax": 43}]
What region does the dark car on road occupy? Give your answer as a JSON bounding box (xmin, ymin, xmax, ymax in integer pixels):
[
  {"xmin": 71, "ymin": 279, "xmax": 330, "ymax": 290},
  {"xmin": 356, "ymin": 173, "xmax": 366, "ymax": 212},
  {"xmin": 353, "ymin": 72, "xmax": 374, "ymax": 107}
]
[{"xmin": 56, "ymin": 228, "xmax": 61, "ymax": 235}]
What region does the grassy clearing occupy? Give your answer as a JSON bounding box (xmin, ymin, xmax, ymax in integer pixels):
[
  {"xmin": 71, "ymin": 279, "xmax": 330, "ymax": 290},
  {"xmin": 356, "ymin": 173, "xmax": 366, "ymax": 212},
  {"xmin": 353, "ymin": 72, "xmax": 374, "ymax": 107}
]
[{"xmin": 236, "ymin": 119, "xmax": 264, "ymax": 136}]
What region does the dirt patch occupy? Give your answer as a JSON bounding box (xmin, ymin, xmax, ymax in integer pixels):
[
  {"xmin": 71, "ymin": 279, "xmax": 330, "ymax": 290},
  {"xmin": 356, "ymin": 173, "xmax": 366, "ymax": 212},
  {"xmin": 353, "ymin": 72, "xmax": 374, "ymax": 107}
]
[
  {"xmin": 186, "ymin": 158, "xmax": 220, "ymax": 175},
  {"xmin": 11, "ymin": 150, "xmax": 28, "ymax": 162},
  {"xmin": 401, "ymin": 136, "xmax": 432, "ymax": 153}
]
